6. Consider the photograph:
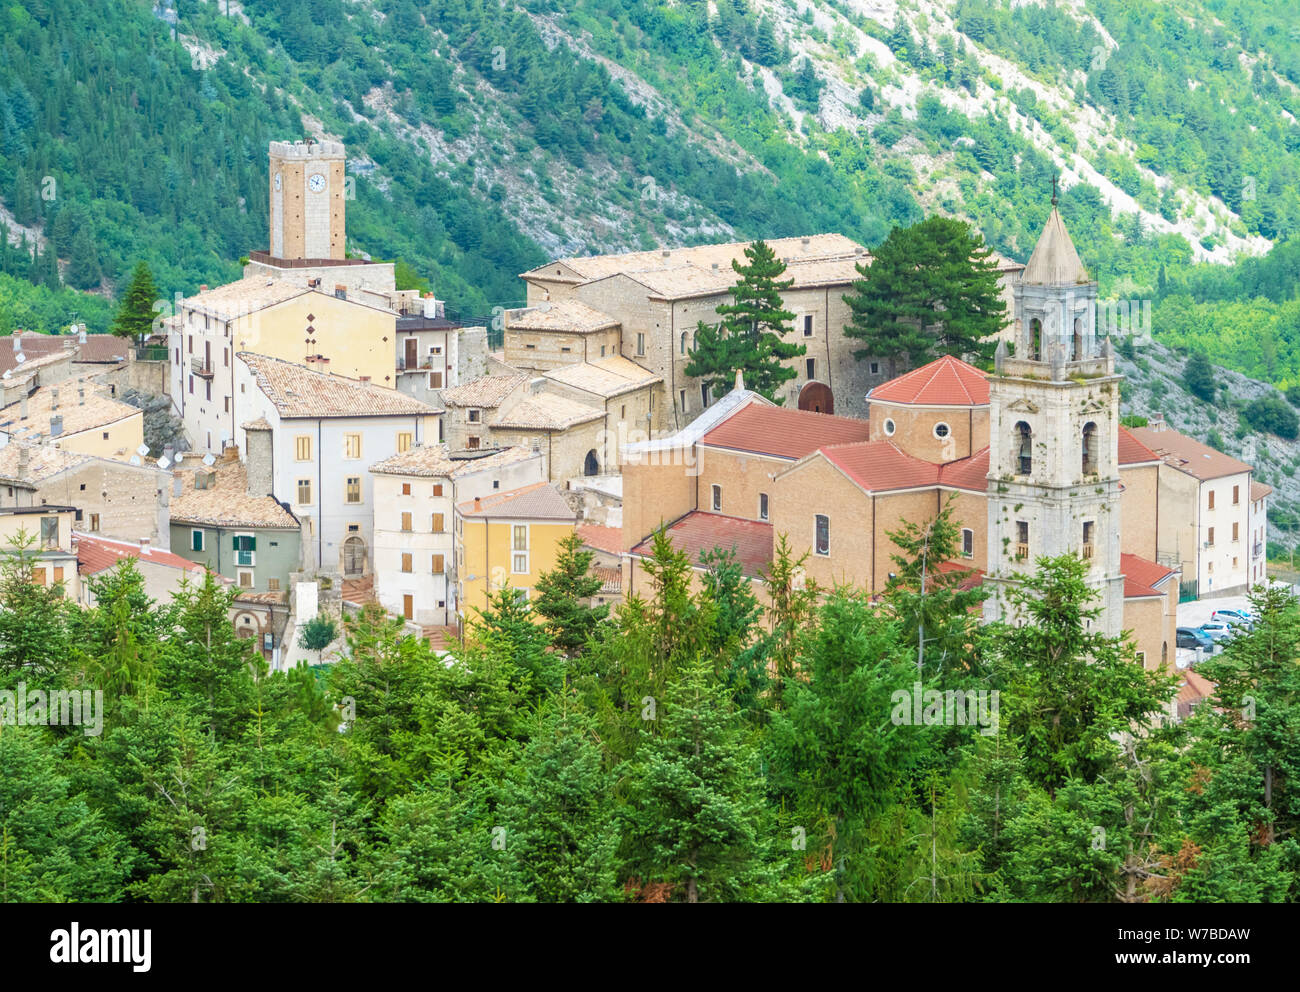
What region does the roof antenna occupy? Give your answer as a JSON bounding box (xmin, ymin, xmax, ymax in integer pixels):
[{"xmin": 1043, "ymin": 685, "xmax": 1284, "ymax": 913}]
[{"xmin": 1051, "ymin": 175, "xmax": 1059, "ymax": 207}]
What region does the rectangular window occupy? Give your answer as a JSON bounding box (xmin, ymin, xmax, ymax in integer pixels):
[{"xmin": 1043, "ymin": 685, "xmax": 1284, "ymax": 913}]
[
  {"xmin": 701, "ymin": 383, "xmax": 710, "ymax": 408},
  {"xmin": 467, "ymin": 409, "xmax": 481, "ymax": 423},
  {"xmin": 962, "ymin": 529, "xmax": 974, "ymax": 558},
  {"xmin": 759, "ymin": 493, "xmax": 769, "ymax": 521},
  {"xmin": 513, "ymin": 525, "xmax": 528, "ymax": 551},
  {"xmin": 815, "ymin": 514, "xmax": 829, "ymax": 556},
  {"xmin": 1233, "ymin": 484, "xmax": 1240, "ymax": 505},
  {"xmin": 1208, "ymin": 490, "xmax": 1215, "ymax": 510},
  {"xmin": 429, "ymin": 372, "xmax": 443, "ymax": 389},
  {"xmin": 40, "ymin": 516, "xmax": 58, "ymax": 548},
  {"xmin": 1233, "ymin": 522, "xmax": 1239, "ymax": 541},
  {"xmin": 1016, "ymin": 521, "xmax": 1029, "ymax": 559},
  {"xmin": 345, "ymin": 433, "xmax": 361, "ymax": 459},
  {"xmin": 1082, "ymin": 521, "xmax": 1095, "ymax": 559},
  {"xmin": 806, "ymin": 358, "xmax": 815, "ymax": 379},
  {"xmin": 53, "ymin": 566, "xmax": 64, "ymax": 585},
  {"xmin": 224, "ymin": 396, "xmax": 230, "ymax": 413},
  {"xmin": 711, "ymin": 484, "xmax": 721, "ymax": 511},
  {"xmin": 238, "ymin": 570, "xmax": 254, "ymax": 588},
  {"xmin": 32, "ymin": 567, "xmax": 46, "ymax": 586},
  {"xmin": 233, "ymin": 534, "xmax": 256, "ymax": 566},
  {"xmin": 268, "ymin": 578, "xmax": 280, "ymax": 592},
  {"xmin": 397, "ymin": 432, "xmax": 413, "ymax": 452},
  {"xmin": 1208, "ymin": 527, "xmax": 1215, "ymax": 546},
  {"xmin": 401, "ymin": 482, "xmax": 411, "ymax": 496},
  {"xmin": 401, "ymin": 553, "xmax": 413, "ymax": 573},
  {"xmin": 870, "ymin": 362, "xmax": 880, "ymax": 375},
  {"xmin": 432, "ymin": 513, "xmax": 445, "ymax": 533},
  {"xmin": 295, "ymin": 436, "xmax": 312, "ymax": 461},
  {"xmin": 345, "ymin": 477, "xmax": 361, "ymax": 504},
  {"xmin": 191, "ymin": 529, "xmax": 205, "ymax": 552},
  {"xmin": 297, "ymin": 479, "xmax": 312, "ymax": 505},
  {"xmin": 679, "ymin": 389, "xmax": 686, "ymax": 410},
  {"xmin": 636, "ymin": 332, "xmax": 645, "ymax": 356},
  {"xmin": 803, "ymin": 314, "xmax": 814, "ymax": 337},
  {"xmin": 468, "ymin": 436, "xmax": 480, "ymax": 450},
  {"xmin": 432, "ymin": 484, "xmax": 443, "ymax": 497},
  {"xmin": 401, "ymin": 512, "xmax": 413, "ymax": 532},
  {"xmin": 89, "ymin": 513, "xmax": 100, "ymax": 533},
  {"xmin": 512, "ymin": 552, "xmax": 529, "ymax": 574},
  {"xmin": 432, "ymin": 554, "xmax": 445, "ymax": 574}
]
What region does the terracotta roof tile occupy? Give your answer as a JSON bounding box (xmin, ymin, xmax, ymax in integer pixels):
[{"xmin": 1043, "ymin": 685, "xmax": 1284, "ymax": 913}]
[
  {"xmin": 938, "ymin": 446, "xmax": 990, "ymax": 491},
  {"xmin": 457, "ymin": 481, "xmax": 577, "ymax": 521},
  {"xmin": 1251, "ymin": 480, "xmax": 1272, "ymax": 501},
  {"xmin": 0, "ymin": 375, "xmax": 141, "ymax": 447},
  {"xmin": 869, "ymin": 355, "xmax": 990, "ymax": 407},
  {"xmin": 819, "ymin": 440, "xmax": 942, "ymax": 492},
  {"xmin": 76, "ymin": 533, "xmax": 209, "ymax": 577},
  {"xmin": 170, "ymin": 460, "xmax": 298, "ymax": 529},
  {"xmin": 492, "ymin": 392, "xmax": 604, "ymax": 431},
  {"xmin": 631, "ymin": 511, "xmax": 773, "ymax": 578},
  {"xmin": 369, "ymin": 443, "xmax": 538, "ymax": 478},
  {"xmin": 1121, "ymin": 552, "xmax": 1178, "ymax": 598},
  {"xmin": 239, "ymin": 353, "xmax": 436, "ymax": 419},
  {"xmin": 577, "ymin": 524, "xmax": 623, "ymax": 555},
  {"xmin": 543, "ymin": 356, "xmax": 662, "ymax": 397},
  {"xmin": 701, "ymin": 404, "xmax": 871, "ymax": 459},
  {"xmin": 440, "ymin": 373, "xmax": 528, "ymax": 409},
  {"xmin": 506, "ymin": 300, "xmax": 620, "ymax": 334},
  {"xmin": 1118, "ymin": 425, "xmax": 1161, "ymax": 465},
  {"xmin": 1129, "ymin": 426, "xmax": 1253, "ymax": 481}
]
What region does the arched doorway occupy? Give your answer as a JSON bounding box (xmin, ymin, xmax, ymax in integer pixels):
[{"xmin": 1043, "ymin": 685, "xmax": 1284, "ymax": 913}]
[
  {"xmin": 798, "ymin": 380, "xmax": 834, "ymax": 414},
  {"xmin": 343, "ymin": 536, "xmax": 367, "ymax": 577},
  {"xmin": 583, "ymin": 449, "xmax": 600, "ymax": 476}
]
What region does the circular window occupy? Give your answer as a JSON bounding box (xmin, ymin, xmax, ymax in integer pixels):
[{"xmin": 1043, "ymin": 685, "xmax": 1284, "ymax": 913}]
[
  {"xmin": 883, "ymin": 419, "xmax": 896, "ymax": 436},
  {"xmin": 934, "ymin": 422, "xmax": 951, "ymax": 439}
]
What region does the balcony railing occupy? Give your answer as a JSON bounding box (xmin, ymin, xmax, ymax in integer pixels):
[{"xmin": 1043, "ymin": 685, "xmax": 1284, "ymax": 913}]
[
  {"xmin": 135, "ymin": 345, "xmax": 169, "ymax": 362},
  {"xmin": 1081, "ymin": 543, "xmax": 1095, "ymax": 560},
  {"xmin": 1015, "ymin": 543, "xmax": 1030, "ymax": 560},
  {"xmin": 191, "ymin": 357, "xmax": 214, "ymax": 378}
]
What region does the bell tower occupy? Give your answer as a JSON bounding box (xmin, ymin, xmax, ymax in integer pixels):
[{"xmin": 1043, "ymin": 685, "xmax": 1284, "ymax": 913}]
[
  {"xmin": 983, "ymin": 196, "xmax": 1125, "ymax": 631},
  {"xmin": 268, "ymin": 139, "xmax": 347, "ymax": 261}
]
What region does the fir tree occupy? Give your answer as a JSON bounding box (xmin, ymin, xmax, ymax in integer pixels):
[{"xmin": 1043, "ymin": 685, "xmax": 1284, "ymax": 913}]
[
  {"xmin": 685, "ymin": 240, "xmax": 804, "ymax": 404},
  {"xmin": 110, "ymin": 260, "xmax": 160, "ymax": 341},
  {"xmin": 532, "ymin": 532, "xmax": 609, "ymax": 658}
]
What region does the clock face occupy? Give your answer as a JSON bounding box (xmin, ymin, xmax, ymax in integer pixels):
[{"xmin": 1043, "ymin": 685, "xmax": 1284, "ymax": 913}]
[
  {"xmin": 274, "ymin": 173, "xmax": 282, "ymax": 191},
  {"xmin": 308, "ymin": 172, "xmax": 326, "ymax": 193}
]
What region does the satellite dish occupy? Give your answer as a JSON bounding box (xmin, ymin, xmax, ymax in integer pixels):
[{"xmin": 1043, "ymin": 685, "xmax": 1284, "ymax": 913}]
[
  {"xmin": 157, "ymin": 457, "xmax": 171, "ymax": 470},
  {"xmin": 202, "ymin": 454, "xmax": 216, "ymax": 466},
  {"xmin": 136, "ymin": 444, "xmax": 150, "ymax": 457},
  {"xmin": 14, "ymin": 354, "xmax": 24, "ymax": 364},
  {"xmin": 129, "ymin": 455, "xmax": 142, "ymax": 466},
  {"xmin": 2, "ymin": 371, "xmax": 10, "ymax": 380},
  {"xmin": 173, "ymin": 452, "xmax": 184, "ymax": 463}
]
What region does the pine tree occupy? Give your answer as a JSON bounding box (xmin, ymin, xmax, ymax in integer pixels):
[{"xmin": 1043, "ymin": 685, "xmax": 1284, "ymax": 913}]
[
  {"xmin": 532, "ymin": 532, "xmax": 609, "ymax": 658},
  {"xmin": 843, "ymin": 216, "xmax": 1007, "ymax": 376},
  {"xmin": 685, "ymin": 240, "xmax": 804, "ymax": 404},
  {"xmin": 65, "ymin": 224, "xmax": 100, "ymax": 290},
  {"xmin": 1183, "ymin": 350, "xmax": 1216, "ymax": 402},
  {"xmin": 110, "ymin": 260, "xmax": 160, "ymax": 341}
]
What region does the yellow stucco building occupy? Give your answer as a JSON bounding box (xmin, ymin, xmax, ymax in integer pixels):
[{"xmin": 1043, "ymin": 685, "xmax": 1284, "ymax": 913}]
[{"xmin": 453, "ymin": 481, "xmax": 577, "ymax": 630}]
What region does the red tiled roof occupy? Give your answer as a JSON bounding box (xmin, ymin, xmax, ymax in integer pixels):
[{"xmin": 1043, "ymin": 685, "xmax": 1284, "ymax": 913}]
[
  {"xmin": 819, "ymin": 440, "xmax": 940, "ymax": 492},
  {"xmin": 0, "ymin": 333, "xmax": 129, "ymax": 376},
  {"xmin": 1177, "ymin": 669, "xmax": 1216, "ymax": 707},
  {"xmin": 1130, "ymin": 425, "xmax": 1252, "ymax": 481},
  {"xmin": 577, "ymin": 524, "xmax": 622, "ymax": 555},
  {"xmin": 1252, "ymin": 480, "xmax": 1272, "ymax": 502},
  {"xmin": 1118, "ymin": 426, "xmax": 1160, "ymax": 466},
  {"xmin": 1121, "ymin": 552, "xmax": 1178, "ymax": 598},
  {"xmin": 75, "ymin": 533, "xmax": 208, "ymax": 577},
  {"xmin": 631, "ymin": 511, "xmax": 773, "ymax": 578},
  {"xmin": 700, "ymin": 404, "xmax": 870, "ymax": 460},
  {"xmin": 935, "ymin": 560, "xmax": 986, "ymax": 591},
  {"xmin": 938, "ymin": 446, "xmax": 990, "ymax": 491},
  {"xmin": 868, "ymin": 355, "xmax": 989, "ymax": 407}
]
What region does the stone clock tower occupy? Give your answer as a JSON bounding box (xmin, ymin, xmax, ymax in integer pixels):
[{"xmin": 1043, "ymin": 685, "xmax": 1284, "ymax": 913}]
[
  {"xmin": 982, "ymin": 202, "xmax": 1126, "ymax": 633},
  {"xmin": 268, "ymin": 139, "xmax": 346, "ymax": 261}
]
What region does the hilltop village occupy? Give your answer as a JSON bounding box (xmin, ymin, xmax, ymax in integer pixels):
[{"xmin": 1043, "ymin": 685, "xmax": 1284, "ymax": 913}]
[{"xmin": 0, "ymin": 140, "xmax": 1268, "ymax": 678}]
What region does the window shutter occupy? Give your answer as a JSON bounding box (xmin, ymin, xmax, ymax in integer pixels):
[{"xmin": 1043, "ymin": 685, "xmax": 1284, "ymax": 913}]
[
  {"xmin": 233, "ymin": 535, "xmax": 239, "ymax": 550},
  {"xmin": 249, "ymin": 536, "xmax": 256, "ymax": 551}
]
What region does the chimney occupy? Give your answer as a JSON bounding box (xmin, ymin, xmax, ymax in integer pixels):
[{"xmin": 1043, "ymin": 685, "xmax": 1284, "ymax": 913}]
[
  {"xmin": 172, "ymin": 475, "xmax": 183, "ymax": 497},
  {"xmin": 801, "ymin": 237, "xmax": 810, "ymax": 248},
  {"xmin": 139, "ymin": 537, "xmax": 151, "ymax": 555},
  {"xmin": 661, "ymin": 249, "xmax": 670, "ymax": 259},
  {"xmin": 19, "ymin": 394, "xmax": 28, "ymax": 419},
  {"xmin": 78, "ymin": 387, "xmax": 85, "ymax": 406},
  {"xmin": 49, "ymin": 414, "xmax": 62, "ymax": 437},
  {"xmin": 711, "ymin": 262, "xmax": 719, "ymax": 272},
  {"xmin": 473, "ymin": 496, "xmax": 482, "ymax": 512},
  {"xmin": 11, "ymin": 336, "xmax": 19, "ymax": 353},
  {"xmin": 1151, "ymin": 414, "xmax": 1166, "ymax": 432},
  {"xmin": 78, "ymin": 326, "xmax": 87, "ymax": 344},
  {"xmin": 17, "ymin": 446, "xmax": 28, "ymax": 479},
  {"xmin": 199, "ymin": 284, "xmax": 208, "ymax": 293},
  {"xmin": 51, "ymin": 387, "xmax": 59, "ymax": 411},
  {"xmin": 734, "ymin": 369, "xmax": 745, "ymax": 392}
]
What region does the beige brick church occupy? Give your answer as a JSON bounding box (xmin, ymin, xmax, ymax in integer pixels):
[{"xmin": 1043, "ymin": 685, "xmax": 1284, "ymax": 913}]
[{"xmin": 621, "ymin": 206, "xmax": 1200, "ymax": 669}]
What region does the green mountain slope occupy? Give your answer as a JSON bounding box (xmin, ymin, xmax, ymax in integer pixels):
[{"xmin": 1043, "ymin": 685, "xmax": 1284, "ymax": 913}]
[{"xmin": 1, "ymin": 0, "xmax": 1298, "ymax": 335}]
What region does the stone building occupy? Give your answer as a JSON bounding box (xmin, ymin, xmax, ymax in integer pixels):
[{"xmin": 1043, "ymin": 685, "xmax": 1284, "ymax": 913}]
[{"xmin": 520, "ymin": 235, "xmax": 1024, "ymax": 425}]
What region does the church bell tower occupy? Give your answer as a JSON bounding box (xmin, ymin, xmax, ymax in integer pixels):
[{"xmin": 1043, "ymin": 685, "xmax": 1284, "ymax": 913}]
[
  {"xmin": 268, "ymin": 139, "xmax": 347, "ymax": 261},
  {"xmin": 983, "ymin": 195, "xmax": 1125, "ymax": 631}
]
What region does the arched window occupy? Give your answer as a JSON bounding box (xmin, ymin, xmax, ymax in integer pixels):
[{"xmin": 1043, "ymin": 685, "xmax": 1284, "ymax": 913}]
[
  {"xmin": 680, "ymin": 331, "xmax": 689, "ymax": 355},
  {"xmin": 584, "ymin": 449, "xmax": 600, "ymax": 476},
  {"xmin": 1082, "ymin": 422, "xmax": 1098, "ymax": 475},
  {"xmin": 1029, "ymin": 318, "xmax": 1043, "ymax": 361},
  {"xmin": 1161, "ymin": 641, "xmax": 1168, "ymax": 665},
  {"xmin": 1072, "ymin": 317, "xmax": 1083, "ymax": 361},
  {"xmin": 1015, "ymin": 421, "xmax": 1033, "ymax": 475}
]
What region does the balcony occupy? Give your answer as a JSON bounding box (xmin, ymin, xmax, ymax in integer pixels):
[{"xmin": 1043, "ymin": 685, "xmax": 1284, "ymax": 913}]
[
  {"xmin": 190, "ymin": 357, "xmax": 214, "ymax": 379},
  {"xmin": 1015, "ymin": 543, "xmax": 1030, "ymax": 560},
  {"xmin": 1081, "ymin": 543, "xmax": 1095, "ymax": 560},
  {"xmin": 1253, "ymin": 542, "xmax": 1264, "ymax": 559}
]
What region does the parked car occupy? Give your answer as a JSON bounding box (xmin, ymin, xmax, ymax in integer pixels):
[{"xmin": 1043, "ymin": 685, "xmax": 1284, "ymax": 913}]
[
  {"xmin": 1198, "ymin": 621, "xmax": 1236, "ymax": 644},
  {"xmin": 1212, "ymin": 608, "xmax": 1255, "ymax": 629},
  {"xmin": 1176, "ymin": 627, "xmax": 1214, "ymax": 651}
]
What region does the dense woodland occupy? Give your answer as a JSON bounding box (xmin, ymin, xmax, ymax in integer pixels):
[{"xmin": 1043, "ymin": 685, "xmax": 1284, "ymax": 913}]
[{"xmin": 2, "ymin": 512, "xmax": 1295, "ymax": 903}]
